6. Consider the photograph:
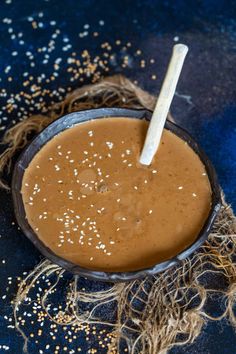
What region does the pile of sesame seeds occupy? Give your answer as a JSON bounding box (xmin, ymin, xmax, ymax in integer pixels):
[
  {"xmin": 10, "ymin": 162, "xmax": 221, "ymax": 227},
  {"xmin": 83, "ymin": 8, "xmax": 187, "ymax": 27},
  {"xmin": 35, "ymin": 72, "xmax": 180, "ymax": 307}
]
[
  {"xmin": 0, "ymin": 9, "xmax": 160, "ymax": 134},
  {"xmin": 2, "ymin": 270, "xmax": 123, "ymax": 353}
]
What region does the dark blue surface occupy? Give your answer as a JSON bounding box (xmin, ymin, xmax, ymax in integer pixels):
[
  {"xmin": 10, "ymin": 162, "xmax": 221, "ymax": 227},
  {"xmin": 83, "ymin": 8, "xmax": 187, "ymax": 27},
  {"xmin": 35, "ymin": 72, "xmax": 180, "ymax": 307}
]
[{"xmin": 0, "ymin": 1, "xmax": 236, "ymax": 353}]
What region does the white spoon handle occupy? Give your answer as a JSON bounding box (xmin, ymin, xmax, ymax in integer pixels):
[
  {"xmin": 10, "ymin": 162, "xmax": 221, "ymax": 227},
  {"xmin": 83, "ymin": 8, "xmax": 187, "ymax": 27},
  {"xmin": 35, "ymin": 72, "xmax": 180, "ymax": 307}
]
[{"xmin": 139, "ymin": 44, "xmax": 188, "ymax": 165}]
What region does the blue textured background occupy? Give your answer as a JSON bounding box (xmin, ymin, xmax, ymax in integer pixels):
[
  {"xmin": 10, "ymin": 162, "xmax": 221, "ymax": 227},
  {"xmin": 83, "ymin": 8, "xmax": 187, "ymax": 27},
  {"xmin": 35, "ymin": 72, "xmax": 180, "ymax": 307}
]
[{"xmin": 0, "ymin": 1, "xmax": 235, "ymax": 353}]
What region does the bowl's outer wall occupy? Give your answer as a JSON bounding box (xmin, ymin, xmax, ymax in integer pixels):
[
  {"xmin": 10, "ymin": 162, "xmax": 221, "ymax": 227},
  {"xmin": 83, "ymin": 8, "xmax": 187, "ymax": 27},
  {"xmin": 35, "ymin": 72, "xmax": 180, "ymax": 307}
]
[{"xmin": 12, "ymin": 108, "xmax": 221, "ymax": 282}]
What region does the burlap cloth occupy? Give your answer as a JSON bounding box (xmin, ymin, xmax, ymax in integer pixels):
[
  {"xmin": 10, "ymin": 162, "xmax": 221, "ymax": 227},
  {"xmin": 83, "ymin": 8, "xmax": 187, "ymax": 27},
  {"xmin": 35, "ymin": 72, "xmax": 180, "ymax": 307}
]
[{"xmin": 1, "ymin": 75, "xmax": 235, "ymax": 353}]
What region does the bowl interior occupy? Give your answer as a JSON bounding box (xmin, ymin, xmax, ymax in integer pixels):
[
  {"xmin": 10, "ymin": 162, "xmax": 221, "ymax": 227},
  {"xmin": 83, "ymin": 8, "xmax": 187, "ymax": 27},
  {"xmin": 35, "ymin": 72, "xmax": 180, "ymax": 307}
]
[{"xmin": 12, "ymin": 108, "xmax": 221, "ymax": 282}]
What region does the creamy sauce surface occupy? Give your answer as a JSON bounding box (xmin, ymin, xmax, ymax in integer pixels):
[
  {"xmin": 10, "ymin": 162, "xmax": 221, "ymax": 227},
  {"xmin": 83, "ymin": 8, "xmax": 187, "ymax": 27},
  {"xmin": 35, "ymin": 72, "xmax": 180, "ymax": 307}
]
[{"xmin": 22, "ymin": 118, "xmax": 212, "ymax": 271}]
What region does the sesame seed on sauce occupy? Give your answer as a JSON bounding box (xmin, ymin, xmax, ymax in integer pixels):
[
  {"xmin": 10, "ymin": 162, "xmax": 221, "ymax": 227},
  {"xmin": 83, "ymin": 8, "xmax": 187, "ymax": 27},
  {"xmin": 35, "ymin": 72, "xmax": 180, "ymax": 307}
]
[{"xmin": 106, "ymin": 141, "xmax": 114, "ymax": 149}]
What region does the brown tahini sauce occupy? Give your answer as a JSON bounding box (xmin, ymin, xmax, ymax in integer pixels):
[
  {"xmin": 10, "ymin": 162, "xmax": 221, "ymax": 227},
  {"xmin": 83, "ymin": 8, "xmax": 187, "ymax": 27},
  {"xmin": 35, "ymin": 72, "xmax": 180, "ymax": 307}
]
[{"xmin": 21, "ymin": 118, "xmax": 212, "ymax": 272}]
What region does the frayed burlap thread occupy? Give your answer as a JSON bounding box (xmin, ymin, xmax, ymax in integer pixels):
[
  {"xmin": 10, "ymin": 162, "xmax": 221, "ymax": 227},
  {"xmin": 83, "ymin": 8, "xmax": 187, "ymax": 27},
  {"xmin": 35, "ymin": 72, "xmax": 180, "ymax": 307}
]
[{"xmin": 1, "ymin": 75, "xmax": 236, "ymax": 353}]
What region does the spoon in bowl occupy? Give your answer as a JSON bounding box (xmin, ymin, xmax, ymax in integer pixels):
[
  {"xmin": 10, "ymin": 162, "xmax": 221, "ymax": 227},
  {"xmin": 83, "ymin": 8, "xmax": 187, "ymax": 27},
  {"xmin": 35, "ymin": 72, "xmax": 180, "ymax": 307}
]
[{"xmin": 139, "ymin": 44, "xmax": 188, "ymax": 166}]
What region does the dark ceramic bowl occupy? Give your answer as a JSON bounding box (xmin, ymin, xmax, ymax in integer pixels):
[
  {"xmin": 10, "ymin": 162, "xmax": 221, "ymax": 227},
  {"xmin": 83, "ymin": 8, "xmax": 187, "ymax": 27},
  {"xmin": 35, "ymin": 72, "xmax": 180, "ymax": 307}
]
[{"xmin": 12, "ymin": 108, "xmax": 221, "ymax": 282}]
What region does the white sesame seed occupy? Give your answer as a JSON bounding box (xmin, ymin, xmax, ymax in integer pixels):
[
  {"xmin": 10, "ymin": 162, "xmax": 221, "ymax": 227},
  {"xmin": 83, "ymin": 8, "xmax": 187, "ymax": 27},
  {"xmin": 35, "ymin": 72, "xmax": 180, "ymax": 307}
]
[
  {"xmin": 106, "ymin": 141, "xmax": 114, "ymax": 149},
  {"xmin": 178, "ymin": 186, "xmax": 183, "ymax": 190}
]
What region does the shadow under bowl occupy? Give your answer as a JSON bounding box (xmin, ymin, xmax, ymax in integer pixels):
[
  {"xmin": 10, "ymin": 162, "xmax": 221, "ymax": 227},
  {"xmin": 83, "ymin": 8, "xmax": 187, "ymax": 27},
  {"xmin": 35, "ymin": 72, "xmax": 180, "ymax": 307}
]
[{"xmin": 12, "ymin": 108, "xmax": 221, "ymax": 282}]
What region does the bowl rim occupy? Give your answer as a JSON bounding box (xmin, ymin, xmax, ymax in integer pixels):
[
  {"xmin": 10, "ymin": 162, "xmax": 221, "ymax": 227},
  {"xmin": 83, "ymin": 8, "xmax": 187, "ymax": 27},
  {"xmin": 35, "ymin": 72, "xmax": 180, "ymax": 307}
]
[{"xmin": 11, "ymin": 107, "xmax": 222, "ymax": 282}]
